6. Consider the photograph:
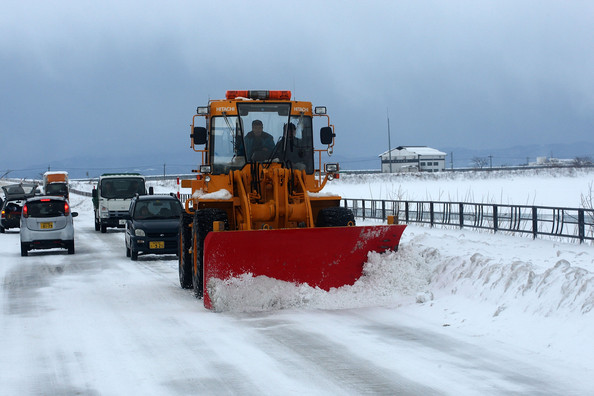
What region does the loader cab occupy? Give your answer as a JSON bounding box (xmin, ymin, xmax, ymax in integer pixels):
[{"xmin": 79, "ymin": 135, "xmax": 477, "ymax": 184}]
[{"xmin": 205, "ymin": 102, "xmax": 315, "ymax": 174}]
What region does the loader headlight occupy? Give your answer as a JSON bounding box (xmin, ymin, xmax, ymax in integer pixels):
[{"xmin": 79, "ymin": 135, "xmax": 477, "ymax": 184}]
[
  {"xmin": 135, "ymin": 229, "xmax": 146, "ymax": 237},
  {"xmin": 196, "ymin": 106, "xmax": 209, "ymax": 115},
  {"xmin": 200, "ymin": 165, "xmax": 212, "ymax": 174},
  {"xmin": 325, "ymin": 163, "xmax": 339, "ymax": 173},
  {"xmin": 314, "ymin": 106, "xmax": 327, "ymax": 115}
]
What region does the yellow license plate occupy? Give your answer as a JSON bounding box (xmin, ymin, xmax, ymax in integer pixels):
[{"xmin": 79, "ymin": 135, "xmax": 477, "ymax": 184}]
[
  {"xmin": 149, "ymin": 241, "xmax": 164, "ymax": 249},
  {"xmin": 40, "ymin": 222, "xmax": 54, "ymax": 229}
]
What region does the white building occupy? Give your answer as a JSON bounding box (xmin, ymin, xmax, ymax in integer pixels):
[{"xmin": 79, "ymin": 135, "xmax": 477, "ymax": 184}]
[{"xmin": 379, "ymin": 146, "xmax": 447, "ymax": 173}]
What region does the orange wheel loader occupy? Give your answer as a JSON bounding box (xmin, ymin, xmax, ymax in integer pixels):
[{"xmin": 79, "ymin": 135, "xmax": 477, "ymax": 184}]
[{"xmin": 178, "ymin": 90, "xmax": 406, "ymax": 309}]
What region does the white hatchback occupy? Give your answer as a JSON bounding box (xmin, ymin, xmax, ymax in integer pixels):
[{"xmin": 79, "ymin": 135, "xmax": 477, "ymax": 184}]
[{"xmin": 20, "ymin": 196, "xmax": 78, "ymax": 256}]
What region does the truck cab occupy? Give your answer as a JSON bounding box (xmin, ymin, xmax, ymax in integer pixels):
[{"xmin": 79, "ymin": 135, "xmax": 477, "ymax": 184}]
[
  {"xmin": 43, "ymin": 171, "xmax": 69, "ymax": 200},
  {"xmin": 92, "ymin": 173, "xmax": 147, "ymax": 233}
]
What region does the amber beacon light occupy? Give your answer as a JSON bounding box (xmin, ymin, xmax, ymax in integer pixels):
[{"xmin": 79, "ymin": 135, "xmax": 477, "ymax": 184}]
[{"xmin": 225, "ymin": 90, "xmax": 292, "ymax": 100}]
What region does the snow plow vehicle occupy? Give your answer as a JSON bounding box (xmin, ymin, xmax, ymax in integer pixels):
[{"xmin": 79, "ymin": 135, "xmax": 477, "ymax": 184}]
[{"xmin": 179, "ymin": 90, "xmax": 406, "ymax": 309}]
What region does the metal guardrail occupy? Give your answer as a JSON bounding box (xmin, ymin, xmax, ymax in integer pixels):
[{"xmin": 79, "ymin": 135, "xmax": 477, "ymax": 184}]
[{"xmin": 342, "ymin": 198, "xmax": 594, "ymax": 244}]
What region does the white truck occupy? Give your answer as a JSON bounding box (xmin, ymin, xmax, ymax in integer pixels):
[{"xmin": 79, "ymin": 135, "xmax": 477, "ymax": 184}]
[{"xmin": 92, "ymin": 173, "xmax": 148, "ymax": 233}]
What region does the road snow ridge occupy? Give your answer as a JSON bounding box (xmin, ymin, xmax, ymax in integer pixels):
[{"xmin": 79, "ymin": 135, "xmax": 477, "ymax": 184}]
[{"xmin": 429, "ymin": 250, "xmax": 594, "ymax": 317}]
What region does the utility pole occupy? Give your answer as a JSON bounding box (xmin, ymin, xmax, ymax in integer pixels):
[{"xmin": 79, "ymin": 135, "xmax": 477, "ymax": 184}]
[
  {"xmin": 387, "ymin": 108, "xmax": 392, "ymax": 173},
  {"xmin": 163, "ymin": 163, "xmax": 166, "ymax": 179},
  {"xmin": 450, "ymin": 152, "xmax": 454, "ymax": 170},
  {"xmin": 488, "ymin": 155, "xmax": 493, "ymax": 169}
]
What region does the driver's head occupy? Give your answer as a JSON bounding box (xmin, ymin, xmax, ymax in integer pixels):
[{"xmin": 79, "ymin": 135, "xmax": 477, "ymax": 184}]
[{"xmin": 252, "ymin": 120, "xmax": 263, "ymax": 136}]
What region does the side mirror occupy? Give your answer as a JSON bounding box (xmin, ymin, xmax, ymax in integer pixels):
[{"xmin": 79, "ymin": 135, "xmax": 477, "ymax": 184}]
[
  {"xmin": 192, "ymin": 127, "xmax": 207, "ymax": 145},
  {"xmin": 72, "ymin": 212, "xmax": 79, "ymax": 217},
  {"xmin": 320, "ymin": 127, "xmax": 334, "ymax": 145},
  {"xmin": 92, "ymin": 189, "xmax": 97, "ymax": 199}
]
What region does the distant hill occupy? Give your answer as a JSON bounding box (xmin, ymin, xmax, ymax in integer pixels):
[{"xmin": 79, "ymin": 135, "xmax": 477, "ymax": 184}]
[{"xmin": 2, "ymin": 141, "xmax": 593, "ymax": 179}]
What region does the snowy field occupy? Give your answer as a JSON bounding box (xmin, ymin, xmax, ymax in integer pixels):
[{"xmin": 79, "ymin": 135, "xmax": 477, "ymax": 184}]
[{"xmin": 1, "ymin": 168, "xmax": 593, "ymax": 394}]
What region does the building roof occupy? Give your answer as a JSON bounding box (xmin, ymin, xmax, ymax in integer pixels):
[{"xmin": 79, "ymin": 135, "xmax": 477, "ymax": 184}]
[{"xmin": 379, "ymin": 146, "xmax": 447, "ymax": 157}]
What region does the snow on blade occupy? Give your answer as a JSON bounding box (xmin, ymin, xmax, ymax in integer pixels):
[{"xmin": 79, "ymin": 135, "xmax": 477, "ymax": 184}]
[{"xmin": 207, "ymin": 245, "xmax": 435, "ymax": 313}]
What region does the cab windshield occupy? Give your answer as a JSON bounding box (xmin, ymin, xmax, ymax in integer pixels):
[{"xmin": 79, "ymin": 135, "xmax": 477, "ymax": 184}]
[
  {"xmin": 101, "ymin": 178, "xmax": 146, "ymax": 199},
  {"xmin": 45, "ymin": 183, "xmax": 68, "ymax": 197},
  {"xmin": 210, "ymin": 103, "xmax": 314, "ymax": 174}
]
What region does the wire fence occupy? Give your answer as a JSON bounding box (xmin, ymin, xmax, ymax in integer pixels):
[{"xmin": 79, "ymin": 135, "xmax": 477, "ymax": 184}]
[{"xmin": 342, "ymin": 198, "xmax": 594, "ymax": 244}]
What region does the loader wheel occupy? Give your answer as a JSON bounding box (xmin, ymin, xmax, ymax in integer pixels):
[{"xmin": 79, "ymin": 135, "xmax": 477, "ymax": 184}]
[
  {"xmin": 178, "ymin": 212, "xmax": 193, "ymax": 289},
  {"xmin": 316, "ymin": 207, "xmax": 356, "ymax": 227},
  {"xmin": 192, "ymin": 209, "xmax": 229, "ymax": 298}
]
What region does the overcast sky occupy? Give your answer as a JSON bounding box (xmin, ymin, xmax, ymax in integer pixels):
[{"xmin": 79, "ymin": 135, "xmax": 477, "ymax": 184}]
[{"xmin": 2, "ymin": 0, "xmax": 593, "ymax": 174}]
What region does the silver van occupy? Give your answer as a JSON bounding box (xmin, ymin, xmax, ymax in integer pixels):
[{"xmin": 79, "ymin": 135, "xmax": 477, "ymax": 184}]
[{"xmin": 20, "ymin": 196, "xmax": 78, "ymax": 256}]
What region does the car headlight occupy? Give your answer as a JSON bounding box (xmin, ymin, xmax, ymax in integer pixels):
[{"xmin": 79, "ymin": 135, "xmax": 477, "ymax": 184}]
[{"xmin": 135, "ymin": 229, "xmax": 146, "ymax": 237}]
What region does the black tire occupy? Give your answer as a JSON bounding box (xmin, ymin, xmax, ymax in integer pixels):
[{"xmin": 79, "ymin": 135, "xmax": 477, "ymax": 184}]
[
  {"xmin": 100, "ymin": 224, "xmax": 107, "ymax": 233},
  {"xmin": 131, "ymin": 248, "xmax": 138, "ymax": 261},
  {"xmin": 67, "ymin": 240, "xmax": 75, "ymax": 255},
  {"xmin": 0, "ymin": 225, "xmax": 5, "ymax": 233},
  {"xmin": 192, "ymin": 209, "xmax": 229, "ymax": 298},
  {"xmin": 316, "ymin": 207, "xmax": 356, "ymax": 227},
  {"xmin": 126, "ymin": 245, "xmax": 131, "ymax": 257},
  {"xmin": 94, "ymin": 213, "xmax": 100, "ymax": 231},
  {"xmin": 20, "ymin": 243, "xmax": 28, "ymax": 257},
  {"xmin": 178, "ymin": 212, "xmax": 193, "ymax": 289}
]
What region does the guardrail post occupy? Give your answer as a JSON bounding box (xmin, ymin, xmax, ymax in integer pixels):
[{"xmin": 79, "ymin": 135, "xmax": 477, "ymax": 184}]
[
  {"xmin": 405, "ymin": 201, "xmax": 409, "ymax": 223},
  {"xmin": 532, "ymin": 207, "xmax": 538, "ymax": 239},
  {"xmin": 578, "ymin": 209, "xmax": 585, "ymax": 243},
  {"xmin": 382, "ymin": 200, "xmax": 386, "ymax": 221},
  {"xmin": 430, "ymin": 202, "xmax": 434, "ymax": 227},
  {"xmin": 361, "ymin": 199, "xmax": 365, "ymax": 220},
  {"xmin": 493, "ymin": 205, "xmax": 498, "ymax": 233},
  {"xmin": 459, "ymin": 203, "xmax": 464, "ymax": 229}
]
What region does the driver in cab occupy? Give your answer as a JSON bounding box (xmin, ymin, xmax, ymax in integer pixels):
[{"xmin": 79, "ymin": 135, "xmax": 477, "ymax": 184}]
[{"xmin": 244, "ymin": 119, "xmax": 274, "ymax": 161}]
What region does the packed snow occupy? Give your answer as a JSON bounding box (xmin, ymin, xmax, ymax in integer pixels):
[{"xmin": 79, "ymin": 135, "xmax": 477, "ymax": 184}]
[{"xmin": 1, "ymin": 168, "xmax": 593, "ymax": 394}]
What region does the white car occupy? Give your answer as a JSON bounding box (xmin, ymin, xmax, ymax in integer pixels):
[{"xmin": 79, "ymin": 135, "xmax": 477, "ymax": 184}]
[{"xmin": 20, "ymin": 196, "xmax": 78, "ymax": 256}]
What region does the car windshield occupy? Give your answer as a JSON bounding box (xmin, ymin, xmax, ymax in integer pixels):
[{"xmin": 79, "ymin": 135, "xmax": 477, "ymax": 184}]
[
  {"xmin": 133, "ymin": 199, "xmax": 181, "ymax": 220},
  {"xmin": 26, "ymin": 200, "xmax": 66, "ymax": 218},
  {"xmin": 101, "ymin": 178, "xmax": 145, "ymax": 199},
  {"xmin": 210, "ymin": 103, "xmax": 314, "ymax": 174}
]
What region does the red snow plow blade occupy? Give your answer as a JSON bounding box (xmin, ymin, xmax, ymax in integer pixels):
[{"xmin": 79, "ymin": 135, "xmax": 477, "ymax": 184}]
[{"xmin": 202, "ymin": 224, "xmax": 406, "ymax": 309}]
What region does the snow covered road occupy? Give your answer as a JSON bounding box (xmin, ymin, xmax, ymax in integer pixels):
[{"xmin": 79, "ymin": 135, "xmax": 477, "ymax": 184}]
[{"xmin": 1, "ymin": 227, "xmax": 583, "ymax": 395}]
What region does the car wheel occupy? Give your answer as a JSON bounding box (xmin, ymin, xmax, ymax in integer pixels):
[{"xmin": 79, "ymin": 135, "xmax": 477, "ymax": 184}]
[
  {"xmin": 100, "ymin": 224, "xmax": 107, "ymax": 233},
  {"xmin": 131, "ymin": 248, "xmax": 138, "ymax": 261},
  {"xmin": 20, "ymin": 243, "xmax": 28, "ymax": 256},
  {"xmin": 67, "ymin": 240, "xmax": 75, "ymax": 255},
  {"xmin": 126, "ymin": 245, "xmax": 131, "ymax": 257},
  {"xmin": 0, "ymin": 225, "xmax": 5, "ymax": 233},
  {"xmin": 94, "ymin": 218, "xmax": 100, "ymax": 231}
]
